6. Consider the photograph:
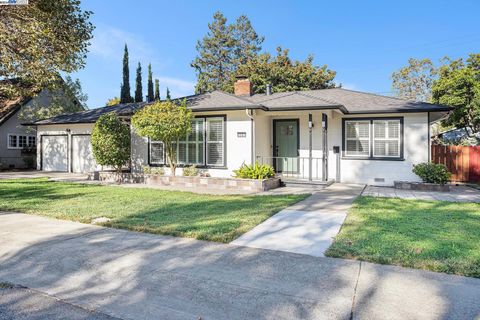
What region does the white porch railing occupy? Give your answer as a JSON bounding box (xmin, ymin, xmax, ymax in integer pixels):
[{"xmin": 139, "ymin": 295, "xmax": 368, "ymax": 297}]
[{"xmin": 256, "ymin": 156, "xmax": 323, "ymax": 181}]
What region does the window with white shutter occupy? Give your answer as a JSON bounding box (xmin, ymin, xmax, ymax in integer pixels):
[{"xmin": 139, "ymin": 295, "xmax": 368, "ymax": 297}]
[
  {"xmin": 147, "ymin": 117, "xmax": 224, "ymax": 167},
  {"xmin": 373, "ymin": 120, "xmax": 401, "ymax": 157},
  {"xmin": 345, "ymin": 121, "xmax": 370, "ymax": 157},
  {"xmin": 343, "ymin": 118, "xmax": 403, "ymax": 160},
  {"xmin": 206, "ymin": 117, "xmax": 224, "ymax": 166}
]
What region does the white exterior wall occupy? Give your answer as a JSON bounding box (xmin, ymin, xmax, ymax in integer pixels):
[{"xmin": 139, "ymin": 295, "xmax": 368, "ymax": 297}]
[
  {"xmin": 35, "ymin": 110, "xmax": 429, "ymax": 185},
  {"xmin": 327, "ymin": 112, "xmax": 428, "ymax": 186},
  {"xmin": 36, "ymin": 123, "xmax": 96, "ymax": 171},
  {"xmin": 132, "ymin": 110, "xmax": 253, "ymax": 178}
]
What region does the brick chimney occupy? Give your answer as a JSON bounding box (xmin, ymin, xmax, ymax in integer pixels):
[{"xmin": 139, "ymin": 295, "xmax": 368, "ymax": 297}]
[{"xmin": 234, "ymin": 76, "xmax": 252, "ymax": 96}]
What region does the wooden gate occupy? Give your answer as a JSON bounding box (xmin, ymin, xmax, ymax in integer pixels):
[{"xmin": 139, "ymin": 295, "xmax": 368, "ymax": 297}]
[{"xmin": 431, "ymin": 145, "xmax": 480, "ymax": 182}]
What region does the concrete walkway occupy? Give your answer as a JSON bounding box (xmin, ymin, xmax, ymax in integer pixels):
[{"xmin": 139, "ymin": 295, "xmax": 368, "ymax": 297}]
[
  {"xmin": 363, "ymin": 185, "xmax": 480, "ymax": 202},
  {"xmin": 1, "ymin": 213, "xmax": 479, "ymax": 320},
  {"xmin": 232, "ymin": 183, "xmax": 365, "ymax": 257}
]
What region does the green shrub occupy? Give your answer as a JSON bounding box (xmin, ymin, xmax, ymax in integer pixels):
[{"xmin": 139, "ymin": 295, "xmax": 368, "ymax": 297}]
[
  {"xmin": 142, "ymin": 166, "xmax": 165, "ymax": 175},
  {"xmin": 91, "ymin": 112, "xmax": 131, "ymax": 173},
  {"xmin": 183, "ymin": 165, "xmax": 199, "ymax": 177},
  {"xmin": 234, "ymin": 162, "xmax": 275, "ymax": 180},
  {"xmin": 412, "ymin": 162, "xmax": 451, "ymax": 185}
]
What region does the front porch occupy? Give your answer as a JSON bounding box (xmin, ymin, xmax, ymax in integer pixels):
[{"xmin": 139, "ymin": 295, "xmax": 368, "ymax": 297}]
[{"xmin": 253, "ymin": 109, "xmax": 338, "ymax": 183}]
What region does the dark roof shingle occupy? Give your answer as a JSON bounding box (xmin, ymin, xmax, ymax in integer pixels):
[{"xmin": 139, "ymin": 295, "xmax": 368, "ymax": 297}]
[
  {"xmin": 32, "ymin": 102, "xmax": 147, "ymax": 125},
  {"xmin": 31, "ymin": 88, "xmax": 452, "ymax": 125}
]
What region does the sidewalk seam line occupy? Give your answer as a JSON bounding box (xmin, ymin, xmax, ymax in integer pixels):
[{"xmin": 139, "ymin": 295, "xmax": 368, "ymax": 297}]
[
  {"xmin": 350, "ymin": 261, "xmax": 362, "ymax": 320},
  {"xmin": 4, "ymin": 284, "xmax": 123, "ymax": 319}
]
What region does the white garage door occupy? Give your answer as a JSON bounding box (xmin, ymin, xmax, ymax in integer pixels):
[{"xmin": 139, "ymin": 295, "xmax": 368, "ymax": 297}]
[
  {"xmin": 72, "ymin": 135, "xmax": 98, "ymax": 173},
  {"xmin": 42, "ymin": 135, "xmax": 68, "ymax": 172}
]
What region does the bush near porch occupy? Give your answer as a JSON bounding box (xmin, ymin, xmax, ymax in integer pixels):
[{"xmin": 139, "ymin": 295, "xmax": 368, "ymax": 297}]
[
  {"xmin": 326, "ymin": 196, "xmax": 480, "ymax": 278},
  {"xmin": 0, "ymin": 178, "xmax": 308, "ymax": 243}
]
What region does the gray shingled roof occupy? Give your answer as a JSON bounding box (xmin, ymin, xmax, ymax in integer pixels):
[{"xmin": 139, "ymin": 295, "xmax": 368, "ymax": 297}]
[
  {"xmin": 32, "ymin": 102, "xmax": 148, "ymax": 125},
  {"xmin": 295, "ymin": 88, "xmax": 451, "ymax": 114},
  {"xmin": 183, "ymin": 91, "xmax": 264, "ymax": 111},
  {"xmin": 31, "ymin": 88, "xmax": 451, "ymax": 125},
  {"xmin": 246, "ymin": 91, "xmax": 346, "ymax": 112}
]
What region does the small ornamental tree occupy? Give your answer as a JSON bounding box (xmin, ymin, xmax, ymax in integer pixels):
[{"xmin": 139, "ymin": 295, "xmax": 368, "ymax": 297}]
[
  {"xmin": 91, "ymin": 113, "xmax": 131, "ymax": 176},
  {"xmin": 131, "ymin": 100, "xmax": 192, "ymax": 175}
]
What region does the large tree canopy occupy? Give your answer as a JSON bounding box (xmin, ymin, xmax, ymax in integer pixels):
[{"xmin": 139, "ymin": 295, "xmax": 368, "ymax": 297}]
[
  {"xmin": 432, "ymin": 54, "xmax": 480, "ymax": 135},
  {"xmin": 236, "ymin": 47, "xmax": 336, "ymax": 94},
  {"xmin": 391, "ymin": 58, "xmax": 437, "ymax": 102},
  {"xmin": 0, "ymin": 0, "xmax": 94, "ymax": 98},
  {"xmin": 191, "ymin": 12, "xmax": 263, "ymax": 94},
  {"xmin": 191, "ymin": 12, "xmax": 336, "ymax": 94}
]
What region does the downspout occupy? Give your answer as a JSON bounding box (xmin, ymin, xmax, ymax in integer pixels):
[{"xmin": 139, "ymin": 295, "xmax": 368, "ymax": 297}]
[
  {"xmin": 427, "ymin": 112, "xmax": 431, "ymax": 162},
  {"xmin": 246, "ymin": 109, "xmax": 255, "ymax": 165}
]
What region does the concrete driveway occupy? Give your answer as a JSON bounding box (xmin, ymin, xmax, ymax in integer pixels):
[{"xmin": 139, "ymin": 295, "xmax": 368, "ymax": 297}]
[
  {"xmin": 1, "ymin": 213, "xmax": 479, "ymax": 320},
  {"xmin": 232, "ymin": 183, "xmax": 365, "ymax": 257}
]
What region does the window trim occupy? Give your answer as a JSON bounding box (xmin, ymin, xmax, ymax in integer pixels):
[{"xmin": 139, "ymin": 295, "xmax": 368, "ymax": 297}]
[
  {"xmin": 147, "ymin": 115, "xmax": 227, "ymax": 169},
  {"xmin": 148, "ymin": 139, "xmax": 165, "ymax": 165},
  {"xmin": 7, "ymin": 133, "xmax": 36, "ymax": 150},
  {"xmin": 344, "ymin": 120, "xmax": 371, "ymax": 158},
  {"xmin": 342, "ymin": 117, "xmax": 404, "ymax": 161},
  {"xmin": 372, "ymin": 120, "xmax": 401, "ymax": 158}
]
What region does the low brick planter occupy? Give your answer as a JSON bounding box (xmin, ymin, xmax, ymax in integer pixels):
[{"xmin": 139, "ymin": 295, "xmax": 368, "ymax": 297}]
[
  {"xmin": 394, "ymin": 181, "xmax": 450, "ymax": 192},
  {"xmin": 92, "ymin": 171, "xmax": 280, "ymax": 192},
  {"xmin": 145, "ymin": 175, "xmax": 280, "ymax": 192},
  {"xmin": 91, "ymin": 171, "xmax": 145, "ymax": 184}
]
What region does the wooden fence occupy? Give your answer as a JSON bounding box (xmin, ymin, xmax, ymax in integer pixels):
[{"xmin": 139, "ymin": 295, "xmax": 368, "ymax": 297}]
[{"xmin": 431, "ymin": 145, "xmax": 480, "ymax": 182}]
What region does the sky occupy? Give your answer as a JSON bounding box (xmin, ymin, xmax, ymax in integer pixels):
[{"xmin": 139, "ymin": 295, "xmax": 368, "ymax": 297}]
[{"xmin": 73, "ymin": 0, "xmax": 480, "ymax": 108}]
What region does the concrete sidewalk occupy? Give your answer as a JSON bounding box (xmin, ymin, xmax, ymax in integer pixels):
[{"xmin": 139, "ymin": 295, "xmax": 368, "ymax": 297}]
[
  {"xmin": 1, "ymin": 213, "xmax": 479, "ymax": 320},
  {"xmin": 232, "ymin": 183, "xmax": 365, "ymax": 257},
  {"xmin": 0, "ymin": 283, "xmax": 120, "ymax": 320}
]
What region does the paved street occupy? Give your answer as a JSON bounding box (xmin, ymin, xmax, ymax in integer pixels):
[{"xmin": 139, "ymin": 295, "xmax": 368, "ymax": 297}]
[{"xmin": 1, "ymin": 212, "xmax": 479, "ymax": 320}]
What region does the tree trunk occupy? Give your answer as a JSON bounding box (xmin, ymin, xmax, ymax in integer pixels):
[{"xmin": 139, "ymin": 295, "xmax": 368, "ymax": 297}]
[{"xmin": 166, "ymin": 143, "xmax": 176, "ymax": 176}]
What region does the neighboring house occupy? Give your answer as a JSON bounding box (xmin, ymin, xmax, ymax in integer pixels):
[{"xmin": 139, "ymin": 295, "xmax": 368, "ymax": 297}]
[
  {"xmin": 0, "ymin": 92, "xmax": 39, "ymax": 169},
  {"xmin": 30, "ymin": 77, "xmax": 451, "ymax": 186},
  {"xmin": 0, "ymin": 80, "xmax": 81, "ymax": 170},
  {"xmin": 432, "ymin": 127, "xmax": 480, "ymax": 145}
]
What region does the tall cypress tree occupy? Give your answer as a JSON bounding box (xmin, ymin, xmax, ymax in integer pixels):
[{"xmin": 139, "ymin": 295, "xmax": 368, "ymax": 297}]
[
  {"xmin": 147, "ymin": 63, "xmax": 154, "ymax": 102},
  {"xmin": 134, "ymin": 62, "xmax": 143, "ymax": 102},
  {"xmin": 154, "ymin": 79, "xmax": 160, "ymax": 101},
  {"xmin": 166, "ymin": 87, "xmax": 171, "ymax": 101},
  {"xmin": 120, "ymin": 44, "xmax": 133, "ymax": 103}
]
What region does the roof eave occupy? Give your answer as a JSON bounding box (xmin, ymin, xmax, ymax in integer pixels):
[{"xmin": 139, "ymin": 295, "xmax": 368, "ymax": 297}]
[
  {"xmin": 345, "ymin": 107, "xmax": 452, "ymax": 114},
  {"xmin": 190, "ymin": 105, "xmax": 267, "ymax": 112},
  {"xmin": 265, "ymin": 105, "xmax": 347, "ymax": 113}
]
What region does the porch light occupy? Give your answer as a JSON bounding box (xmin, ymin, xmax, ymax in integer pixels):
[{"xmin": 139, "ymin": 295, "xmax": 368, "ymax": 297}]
[{"xmin": 308, "ymin": 113, "xmax": 313, "ymax": 128}]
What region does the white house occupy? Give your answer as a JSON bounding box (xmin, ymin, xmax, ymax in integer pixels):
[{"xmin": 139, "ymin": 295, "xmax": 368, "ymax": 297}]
[{"xmin": 31, "ymin": 77, "xmax": 451, "ymax": 186}]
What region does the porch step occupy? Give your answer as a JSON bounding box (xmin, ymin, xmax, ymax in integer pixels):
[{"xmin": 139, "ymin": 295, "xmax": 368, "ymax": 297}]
[{"xmin": 281, "ymin": 179, "xmax": 335, "ymax": 187}]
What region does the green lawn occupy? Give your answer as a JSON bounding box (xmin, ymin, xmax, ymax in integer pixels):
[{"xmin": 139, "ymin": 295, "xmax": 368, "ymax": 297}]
[
  {"xmin": 0, "ymin": 178, "xmax": 308, "ymax": 243},
  {"xmin": 326, "ymin": 196, "xmax": 480, "ymax": 278}
]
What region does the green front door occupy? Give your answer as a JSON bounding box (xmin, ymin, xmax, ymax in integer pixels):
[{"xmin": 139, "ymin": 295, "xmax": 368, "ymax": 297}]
[{"xmin": 274, "ymin": 120, "xmax": 299, "ymax": 173}]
